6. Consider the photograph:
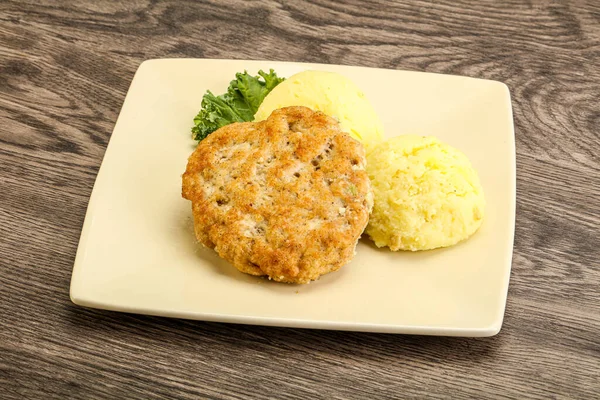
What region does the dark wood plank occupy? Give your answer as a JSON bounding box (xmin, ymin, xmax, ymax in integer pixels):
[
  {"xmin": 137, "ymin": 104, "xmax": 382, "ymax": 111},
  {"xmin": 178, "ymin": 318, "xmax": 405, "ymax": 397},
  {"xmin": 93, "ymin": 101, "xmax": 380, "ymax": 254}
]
[{"xmin": 1, "ymin": 0, "xmax": 599, "ymax": 399}]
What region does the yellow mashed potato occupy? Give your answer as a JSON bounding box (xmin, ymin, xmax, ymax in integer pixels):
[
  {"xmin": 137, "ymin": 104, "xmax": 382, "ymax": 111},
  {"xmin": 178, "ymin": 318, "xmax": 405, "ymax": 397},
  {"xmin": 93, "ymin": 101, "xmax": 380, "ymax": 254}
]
[
  {"xmin": 366, "ymin": 135, "xmax": 485, "ymax": 251},
  {"xmin": 254, "ymin": 70, "xmax": 384, "ymax": 149}
]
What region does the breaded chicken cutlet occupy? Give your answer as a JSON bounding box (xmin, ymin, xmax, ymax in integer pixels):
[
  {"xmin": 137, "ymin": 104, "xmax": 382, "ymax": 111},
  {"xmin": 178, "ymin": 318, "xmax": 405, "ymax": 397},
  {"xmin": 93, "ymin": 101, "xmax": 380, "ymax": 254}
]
[{"xmin": 182, "ymin": 106, "xmax": 373, "ymax": 283}]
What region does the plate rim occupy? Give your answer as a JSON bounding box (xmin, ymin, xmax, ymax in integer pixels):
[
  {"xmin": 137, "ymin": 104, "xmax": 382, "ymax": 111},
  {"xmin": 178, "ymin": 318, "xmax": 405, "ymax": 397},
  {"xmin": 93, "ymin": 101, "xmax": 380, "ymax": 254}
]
[{"xmin": 70, "ymin": 58, "xmax": 516, "ymax": 337}]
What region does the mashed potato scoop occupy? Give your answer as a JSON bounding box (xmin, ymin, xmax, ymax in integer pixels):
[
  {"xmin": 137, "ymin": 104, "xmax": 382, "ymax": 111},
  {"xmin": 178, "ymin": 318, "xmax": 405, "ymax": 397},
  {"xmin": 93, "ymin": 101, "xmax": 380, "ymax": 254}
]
[
  {"xmin": 254, "ymin": 70, "xmax": 384, "ymax": 150},
  {"xmin": 366, "ymin": 135, "xmax": 485, "ymax": 251}
]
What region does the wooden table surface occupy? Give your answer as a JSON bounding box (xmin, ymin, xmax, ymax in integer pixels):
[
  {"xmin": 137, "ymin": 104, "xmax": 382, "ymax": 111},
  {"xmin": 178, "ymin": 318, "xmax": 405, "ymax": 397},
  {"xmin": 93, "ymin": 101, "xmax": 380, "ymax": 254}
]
[{"xmin": 1, "ymin": 1, "xmax": 599, "ymax": 398}]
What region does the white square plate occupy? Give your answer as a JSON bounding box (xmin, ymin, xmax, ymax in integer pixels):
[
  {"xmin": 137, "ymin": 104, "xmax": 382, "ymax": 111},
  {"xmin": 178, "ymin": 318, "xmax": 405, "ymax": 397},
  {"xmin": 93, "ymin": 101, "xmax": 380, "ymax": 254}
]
[{"xmin": 70, "ymin": 59, "xmax": 515, "ymax": 336}]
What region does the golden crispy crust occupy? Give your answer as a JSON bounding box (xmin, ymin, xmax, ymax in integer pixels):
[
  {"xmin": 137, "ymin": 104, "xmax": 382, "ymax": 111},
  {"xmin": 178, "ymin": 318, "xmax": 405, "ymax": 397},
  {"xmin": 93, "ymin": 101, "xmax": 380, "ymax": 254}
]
[{"xmin": 182, "ymin": 106, "xmax": 372, "ymax": 283}]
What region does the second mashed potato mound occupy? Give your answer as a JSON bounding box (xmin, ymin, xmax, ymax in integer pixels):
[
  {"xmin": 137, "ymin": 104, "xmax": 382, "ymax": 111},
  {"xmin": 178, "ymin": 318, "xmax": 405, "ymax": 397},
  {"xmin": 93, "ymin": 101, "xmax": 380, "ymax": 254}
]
[
  {"xmin": 254, "ymin": 70, "xmax": 384, "ymax": 149},
  {"xmin": 366, "ymin": 135, "xmax": 485, "ymax": 251}
]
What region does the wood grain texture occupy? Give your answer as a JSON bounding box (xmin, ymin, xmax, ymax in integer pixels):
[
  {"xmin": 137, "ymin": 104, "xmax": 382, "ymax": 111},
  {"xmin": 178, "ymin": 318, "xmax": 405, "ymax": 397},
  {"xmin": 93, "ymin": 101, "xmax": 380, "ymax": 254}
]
[{"xmin": 1, "ymin": 0, "xmax": 599, "ymax": 398}]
